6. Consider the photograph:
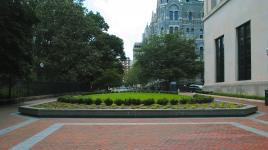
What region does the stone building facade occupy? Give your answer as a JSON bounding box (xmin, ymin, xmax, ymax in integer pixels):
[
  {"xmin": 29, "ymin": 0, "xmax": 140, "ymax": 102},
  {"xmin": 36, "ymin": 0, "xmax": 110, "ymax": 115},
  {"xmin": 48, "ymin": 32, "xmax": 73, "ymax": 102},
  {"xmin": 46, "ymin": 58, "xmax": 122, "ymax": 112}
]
[
  {"xmin": 203, "ymin": 0, "xmax": 268, "ymax": 96},
  {"xmin": 143, "ymin": 0, "xmax": 204, "ymax": 59}
]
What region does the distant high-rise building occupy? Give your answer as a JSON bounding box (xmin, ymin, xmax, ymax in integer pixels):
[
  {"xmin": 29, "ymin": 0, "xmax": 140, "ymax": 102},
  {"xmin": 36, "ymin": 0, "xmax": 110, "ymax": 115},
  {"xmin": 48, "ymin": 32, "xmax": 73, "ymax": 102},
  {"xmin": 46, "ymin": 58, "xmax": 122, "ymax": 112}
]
[
  {"xmin": 143, "ymin": 0, "xmax": 204, "ymax": 60},
  {"xmin": 133, "ymin": 42, "xmax": 142, "ymax": 63},
  {"xmin": 121, "ymin": 57, "xmax": 131, "ymax": 73}
]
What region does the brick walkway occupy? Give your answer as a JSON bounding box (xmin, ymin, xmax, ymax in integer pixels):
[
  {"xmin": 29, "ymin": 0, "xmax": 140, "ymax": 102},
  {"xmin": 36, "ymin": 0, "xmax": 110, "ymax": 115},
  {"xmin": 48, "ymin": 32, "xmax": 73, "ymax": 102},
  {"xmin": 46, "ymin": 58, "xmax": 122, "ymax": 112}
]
[{"xmin": 0, "ymin": 96, "xmax": 267, "ymax": 150}]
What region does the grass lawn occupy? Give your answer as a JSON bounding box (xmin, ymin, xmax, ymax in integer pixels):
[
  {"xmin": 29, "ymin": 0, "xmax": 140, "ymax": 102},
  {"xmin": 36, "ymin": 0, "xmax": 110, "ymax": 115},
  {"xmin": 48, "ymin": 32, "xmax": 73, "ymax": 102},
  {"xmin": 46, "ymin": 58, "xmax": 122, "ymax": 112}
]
[{"xmin": 74, "ymin": 92, "xmax": 191, "ymax": 100}]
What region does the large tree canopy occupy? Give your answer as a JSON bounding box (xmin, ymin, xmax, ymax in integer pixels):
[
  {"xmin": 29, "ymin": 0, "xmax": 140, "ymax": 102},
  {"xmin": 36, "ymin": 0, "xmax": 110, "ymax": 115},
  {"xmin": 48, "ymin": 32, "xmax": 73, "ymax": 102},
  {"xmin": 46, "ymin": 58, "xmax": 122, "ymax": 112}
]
[
  {"xmin": 0, "ymin": 0, "xmax": 38, "ymax": 97},
  {"xmin": 135, "ymin": 33, "xmax": 203, "ymax": 86},
  {"xmin": 30, "ymin": 0, "xmax": 125, "ymax": 89},
  {"xmin": 0, "ymin": 0, "xmax": 126, "ymax": 94}
]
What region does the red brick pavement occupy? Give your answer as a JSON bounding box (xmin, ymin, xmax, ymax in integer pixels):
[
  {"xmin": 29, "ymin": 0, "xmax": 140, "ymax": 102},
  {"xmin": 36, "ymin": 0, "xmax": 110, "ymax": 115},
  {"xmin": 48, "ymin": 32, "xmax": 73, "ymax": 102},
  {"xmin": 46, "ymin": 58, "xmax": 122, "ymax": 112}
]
[
  {"xmin": 0, "ymin": 96, "xmax": 267, "ymax": 150},
  {"xmin": 32, "ymin": 124, "xmax": 268, "ymax": 150}
]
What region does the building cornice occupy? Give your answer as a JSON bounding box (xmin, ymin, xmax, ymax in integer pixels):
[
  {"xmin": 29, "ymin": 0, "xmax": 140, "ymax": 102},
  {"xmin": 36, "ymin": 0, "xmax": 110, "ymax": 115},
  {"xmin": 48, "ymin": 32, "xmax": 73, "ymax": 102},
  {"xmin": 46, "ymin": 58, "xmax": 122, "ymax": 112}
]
[{"xmin": 203, "ymin": 0, "xmax": 230, "ymax": 22}]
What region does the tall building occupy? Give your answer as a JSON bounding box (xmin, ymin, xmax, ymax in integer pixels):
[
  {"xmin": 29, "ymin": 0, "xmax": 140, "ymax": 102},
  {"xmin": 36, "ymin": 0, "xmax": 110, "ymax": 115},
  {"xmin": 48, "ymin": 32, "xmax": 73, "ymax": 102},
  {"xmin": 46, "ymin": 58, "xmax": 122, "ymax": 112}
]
[
  {"xmin": 133, "ymin": 42, "xmax": 142, "ymax": 63},
  {"xmin": 143, "ymin": 0, "xmax": 204, "ymax": 59},
  {"xmin": 121, "ymin": 57, "xmax": 132, "ymax": 73},
  {"xmin": 203, "ymin": 0, "xmax": 268, "ymax": 96}
]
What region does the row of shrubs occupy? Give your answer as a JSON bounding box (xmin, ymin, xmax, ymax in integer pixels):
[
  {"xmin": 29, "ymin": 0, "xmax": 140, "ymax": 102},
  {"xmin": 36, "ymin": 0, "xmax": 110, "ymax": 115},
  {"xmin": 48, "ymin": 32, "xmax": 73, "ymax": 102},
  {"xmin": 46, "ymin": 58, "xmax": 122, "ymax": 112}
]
[{"xmin": 58, "ymin": 94, "xmax": 214, "ymax": 106}]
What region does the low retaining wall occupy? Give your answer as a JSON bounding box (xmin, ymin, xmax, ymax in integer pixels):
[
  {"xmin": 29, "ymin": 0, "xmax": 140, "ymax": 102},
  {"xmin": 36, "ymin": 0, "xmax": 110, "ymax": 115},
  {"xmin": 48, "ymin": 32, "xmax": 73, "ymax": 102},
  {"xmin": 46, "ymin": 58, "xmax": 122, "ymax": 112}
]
[{"xmin": 19, "ymin": 104, "xmax": 258, "ymax": 118}]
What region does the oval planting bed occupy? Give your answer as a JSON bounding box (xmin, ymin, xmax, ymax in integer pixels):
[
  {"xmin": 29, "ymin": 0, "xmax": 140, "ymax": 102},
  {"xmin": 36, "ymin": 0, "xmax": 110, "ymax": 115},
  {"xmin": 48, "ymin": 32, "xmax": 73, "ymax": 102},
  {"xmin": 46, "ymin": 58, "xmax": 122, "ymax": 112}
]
[{"xmin": 19, "ymin": 92, "xmax": 257, "ymax": 118}]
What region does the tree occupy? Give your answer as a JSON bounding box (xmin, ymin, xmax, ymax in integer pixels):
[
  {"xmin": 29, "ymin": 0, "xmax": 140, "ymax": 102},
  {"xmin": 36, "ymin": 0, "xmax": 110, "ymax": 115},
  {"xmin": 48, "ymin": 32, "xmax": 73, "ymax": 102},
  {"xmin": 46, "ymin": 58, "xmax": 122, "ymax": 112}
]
[
  {"xmin": 31, "ymin": 0, "xmax": 125, "ymax": 89},
  {"xmin": 137, "ymin": 33, "xmax": 203, "ymax": 89},
  {"xmin": 0, "ymin": 0, "xmax": 38, "ymax": 98}
]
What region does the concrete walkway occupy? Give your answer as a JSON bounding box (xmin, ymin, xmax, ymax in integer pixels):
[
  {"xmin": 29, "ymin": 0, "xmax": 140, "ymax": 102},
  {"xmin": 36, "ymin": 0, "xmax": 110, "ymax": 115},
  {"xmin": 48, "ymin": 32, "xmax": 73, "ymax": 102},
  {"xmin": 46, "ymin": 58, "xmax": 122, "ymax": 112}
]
[{"xmin": 0, "ymin": 96, "xmax": 267, "ymax": 150}]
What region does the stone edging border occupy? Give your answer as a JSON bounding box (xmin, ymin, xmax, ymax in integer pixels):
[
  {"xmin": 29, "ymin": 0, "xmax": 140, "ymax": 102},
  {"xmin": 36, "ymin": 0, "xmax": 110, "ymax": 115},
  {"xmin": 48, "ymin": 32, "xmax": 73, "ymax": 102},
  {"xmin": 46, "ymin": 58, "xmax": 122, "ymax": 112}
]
[{"xmin": 18, "ymin": 101, "xmax": 258, "ymax": 118}]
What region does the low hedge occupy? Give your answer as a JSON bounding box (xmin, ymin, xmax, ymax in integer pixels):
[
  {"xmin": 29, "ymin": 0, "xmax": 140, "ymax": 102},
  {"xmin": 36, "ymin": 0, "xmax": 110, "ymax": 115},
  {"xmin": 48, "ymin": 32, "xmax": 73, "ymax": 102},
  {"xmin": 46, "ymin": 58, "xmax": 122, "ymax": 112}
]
[{"xmin": 58, "ymin": 94, "xmax": 214, "ymax": 106}]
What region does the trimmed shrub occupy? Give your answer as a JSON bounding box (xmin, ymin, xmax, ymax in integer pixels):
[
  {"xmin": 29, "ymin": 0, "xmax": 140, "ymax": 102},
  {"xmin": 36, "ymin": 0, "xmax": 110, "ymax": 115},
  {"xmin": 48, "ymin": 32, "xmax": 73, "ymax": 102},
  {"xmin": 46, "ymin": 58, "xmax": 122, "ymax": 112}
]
[
  {"xmin": 193, "ymin": 94, "xmax": 214, "ymax": 104},
  {"xmin": 83, "ymin": 98, "xmax": 93, "ymax": 105},
  {"xmin": 143, "ymin": 99, "xmax": 155, "ymax": 106},
  {"xmin": 58, "ymin": 96, "xmax": 70, "ymax": 102},
  {"xmin": 179, "ymin": 99, "xmax": 188, "ymax": 104},
  {"xmin": 104, "ymin": 98, "xmax": 113, "ymax": 106},
  {"xmin": 94, "ymin": 98, "xmax": 102, "ymax": 105},
  {"xmin": 114, "ymin": 99, "xmax": 124, "ymax": 106},
  {"xmin": 130, "ymin": 99, "xmax": 141, "ymax": 105},
  {"xmin": 170, "ymin": 99, "xmax": 179, "ymax": 105},
  {"xmin": 124, "ymin": 99, "xmax": 131, "ymax": 106},
  {"xmin": 157, "ymin": 99, "xmax": 169, "ymax": 105}
]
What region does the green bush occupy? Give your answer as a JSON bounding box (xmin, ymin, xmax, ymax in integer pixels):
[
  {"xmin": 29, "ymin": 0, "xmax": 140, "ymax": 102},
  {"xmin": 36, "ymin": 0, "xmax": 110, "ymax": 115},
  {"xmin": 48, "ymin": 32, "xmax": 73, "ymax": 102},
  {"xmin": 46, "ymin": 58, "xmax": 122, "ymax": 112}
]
[
  {"xmin": 179, "ymin": 99, "xmax": 188, "ymax": 104},
  {"xmin": 124, "ymin": 99, "xmax": 131, "ymax": 106},
  {"xmin": 193, "ymin": 94, "xmax": 214, "ymax": 104},
  {"xmin": 104, "ymin": 98, "xmax": 113, "ymax": 106},
  {"xmin": 130, "ymin": 99, "xmax": 141, "ymax": 105},
  {"xmin": 143, "ymin": 99, "xmax": 155, "ymax": 106},
  {"xmin": 157, "ymin": 99, "xmax": 169, "ymax": 105},
  {"xmin": 83, "ymin": 98, "xmax": 93, "ymax": 105},
  {"xmin": 114, "ymin": 99, "xmax": 124, "ymax": 106},
  {"xmin": 94, "ymin": 98, "xmax": 102, "ymax": 105},
  {"xmin": 170, "ymin": 99, "xmax": 179, "ymax": 105}
]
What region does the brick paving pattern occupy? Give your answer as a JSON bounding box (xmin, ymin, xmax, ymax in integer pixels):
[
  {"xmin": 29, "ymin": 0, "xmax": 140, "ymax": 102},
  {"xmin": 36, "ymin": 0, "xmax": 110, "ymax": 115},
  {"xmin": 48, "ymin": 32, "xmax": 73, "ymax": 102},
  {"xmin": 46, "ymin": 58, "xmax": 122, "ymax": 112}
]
[{"xmin": 0, "ymin": 96, "xmax": 267, "ymax": 150}]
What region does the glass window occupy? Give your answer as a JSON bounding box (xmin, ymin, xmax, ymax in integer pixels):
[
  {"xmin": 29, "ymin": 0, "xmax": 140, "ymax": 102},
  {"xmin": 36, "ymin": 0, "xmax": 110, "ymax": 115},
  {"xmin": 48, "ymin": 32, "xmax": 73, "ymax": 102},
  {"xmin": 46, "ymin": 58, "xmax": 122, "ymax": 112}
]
[
  {"xmin": 188, "ymin": 12, "xmax": 192, "ymax": 21},
  {"xmin": 237, "ymin": 21, "xmax": 251, "ymax": 81},
  {"xmin": 174, "ymin": 11, "xmax": 178, "ymax": 20},
  {"xmin": 175, "ymin": 27, "xmax": 179, "ymax": 32},
  {"xmin": 200, "ymin": 47, "xmax": 204, "ymax": 60},
  {"xmin": 169, "ymin": 11, "xmax": 173, "ymax": 20},
  {"xmin": 215, "ymin": 36, "xmax": 224, "ymax": 82},
  {"xmin": 169, "ymin": 27, "xmax": 174, "ymax": 34}
]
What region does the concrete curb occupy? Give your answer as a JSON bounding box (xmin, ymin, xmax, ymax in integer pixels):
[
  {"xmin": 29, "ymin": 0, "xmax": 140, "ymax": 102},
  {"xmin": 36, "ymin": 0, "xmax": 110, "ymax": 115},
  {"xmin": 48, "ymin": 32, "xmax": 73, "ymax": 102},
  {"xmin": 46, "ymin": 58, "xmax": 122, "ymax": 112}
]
[{"xmin": 19, "ymin": 103, "xmax": 258, "ymax": 118}]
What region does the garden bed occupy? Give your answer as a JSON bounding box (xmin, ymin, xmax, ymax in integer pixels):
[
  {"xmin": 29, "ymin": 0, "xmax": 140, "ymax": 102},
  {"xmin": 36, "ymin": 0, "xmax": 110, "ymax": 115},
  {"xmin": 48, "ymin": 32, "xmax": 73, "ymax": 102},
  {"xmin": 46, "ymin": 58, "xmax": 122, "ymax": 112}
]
[{"xmin": 19, "ymin": 92, "xmax": 258, "ymax": 117}]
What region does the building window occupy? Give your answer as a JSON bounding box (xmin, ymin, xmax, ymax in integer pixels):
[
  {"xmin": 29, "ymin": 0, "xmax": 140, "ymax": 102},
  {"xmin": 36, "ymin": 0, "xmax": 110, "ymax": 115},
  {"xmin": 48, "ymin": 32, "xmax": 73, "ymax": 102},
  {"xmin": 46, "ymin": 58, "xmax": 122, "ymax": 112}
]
[
  {"xmin": 237, "ymin": 21, "xmax": 251, "ymax": 81},
  {"xmin": 200, "ymin": 35, "xmax": 203, "ymax": 39},
  {"xmin": 186, "ymin": 28, "xmax": 189, "ymax": 32},
  {"xmin": 174, "ymin": 11, "xmax": 178, "ymax": 20},
  {"xmin": 191, "ymin": 28, "xmax": 194, "ymax": 32},
  {"xmin": 175, "ymin": 27, "xmax": 179, "ymax": 32},
  {"xmin": 200, "ymin": 47, "xmax": 204, "ymax": 60},
  {"xmin": 169, "ymin": 11, "xmax": 173, "ymax": 20},
  {"xmin": 215, "ymin": 36, "xmax": 224, "ymax": 83},
  {"xmin": 169, "ymin": 27, "xmax": 174, "ymax": 34},
  {"xmin": 188, "ymin": 12, "xmax": 192, "ymax": 21}
]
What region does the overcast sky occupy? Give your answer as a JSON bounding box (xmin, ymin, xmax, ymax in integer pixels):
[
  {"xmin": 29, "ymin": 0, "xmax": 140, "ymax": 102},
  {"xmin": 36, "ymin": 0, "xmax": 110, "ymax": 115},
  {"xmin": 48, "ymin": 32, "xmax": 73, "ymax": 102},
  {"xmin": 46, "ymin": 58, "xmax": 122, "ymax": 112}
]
[{"xmin": 84, "ymin": 0, "xmax": 157, "ymax": 60}]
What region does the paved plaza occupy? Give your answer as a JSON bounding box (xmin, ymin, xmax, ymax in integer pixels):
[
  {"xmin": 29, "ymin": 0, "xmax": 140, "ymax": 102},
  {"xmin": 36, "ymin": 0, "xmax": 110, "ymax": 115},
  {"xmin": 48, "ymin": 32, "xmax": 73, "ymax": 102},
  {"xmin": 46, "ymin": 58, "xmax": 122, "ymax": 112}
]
[{"xmin": 0, "ymin": 96, "xmax": 268, "ymax": 150}]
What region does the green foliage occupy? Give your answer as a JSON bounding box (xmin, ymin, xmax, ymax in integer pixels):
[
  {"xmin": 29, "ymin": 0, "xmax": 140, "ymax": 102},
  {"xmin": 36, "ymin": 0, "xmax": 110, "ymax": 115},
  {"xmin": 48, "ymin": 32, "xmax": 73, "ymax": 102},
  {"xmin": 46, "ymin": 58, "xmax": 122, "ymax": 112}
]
[
  {"xmin": 0, "ymin": 0, "xmax": 39, "ymax": 98},
  {"xmin": 104, "ymin": 98, "xmax": 113, "ymax": 106},
  {"xmin": 130, "ymin": 99, "xmax": 141, "ymax": 105},
  {"xmin": 29, "ymin": 0, "xmax": 125, "ymax": 89},
  {"xmin": 35, "ymin": 101, "xmax": 243, "ymax": 110},
  {"xmin": 94, "ymin": 98, "xmax": 102, "ymax": 105},
  {"xmin": 114, "ymin": 99, "xmax": 124, "ymax": 106},
  {"xmin": 58, "ymin": 92, "xmax": 215, "ymax": 106},
  {"xmin": 142, "ymin": 99, "xmax": 155, "ymax": 106},
  {"xmin": 157, "ymin": 99, "xmax": 169, "ymax": 105},
  {"xmin": 170, "ymin": 99, "xmax": 179, "ymax": 105},
  {"xmin": 192, "ymin": 94, "xmax": 214, "ymax": 103},
  {"xmin": 136, "ymin": 33, "xmax": 203, "ymax": 85}
]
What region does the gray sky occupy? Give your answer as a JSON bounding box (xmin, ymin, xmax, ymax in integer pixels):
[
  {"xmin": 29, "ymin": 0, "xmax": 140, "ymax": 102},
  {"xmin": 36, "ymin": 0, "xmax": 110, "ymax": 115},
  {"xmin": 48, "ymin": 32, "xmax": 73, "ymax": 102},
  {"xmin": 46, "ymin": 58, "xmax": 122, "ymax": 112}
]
[{"xmin": 84, "ymin": 0, "xmax": 157, "ymax": 60}]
